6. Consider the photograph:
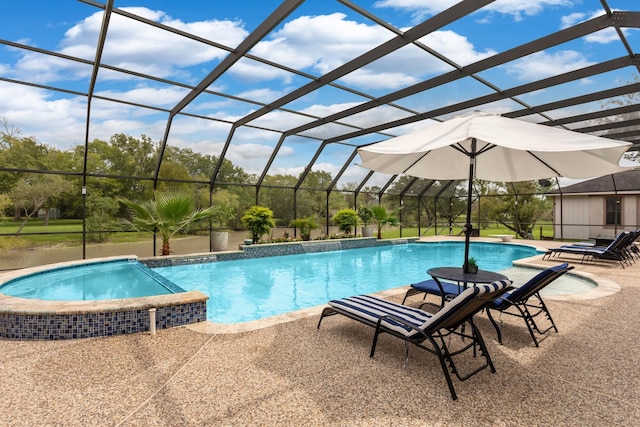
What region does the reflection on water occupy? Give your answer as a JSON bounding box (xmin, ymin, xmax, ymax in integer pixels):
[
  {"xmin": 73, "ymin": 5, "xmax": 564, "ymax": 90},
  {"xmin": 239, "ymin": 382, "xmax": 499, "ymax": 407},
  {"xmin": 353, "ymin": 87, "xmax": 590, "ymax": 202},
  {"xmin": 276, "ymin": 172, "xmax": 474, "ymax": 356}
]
[
  {"xmin": 1, "ymin": 261, "xmax": 176, "ymax": 300},
  {"xmin": 499, "ymin": 266, "xmax": 596, "ymax": 296},
  {"xmin": 157, "ymin": 242, "xmax": 540, "ymax": 323}
]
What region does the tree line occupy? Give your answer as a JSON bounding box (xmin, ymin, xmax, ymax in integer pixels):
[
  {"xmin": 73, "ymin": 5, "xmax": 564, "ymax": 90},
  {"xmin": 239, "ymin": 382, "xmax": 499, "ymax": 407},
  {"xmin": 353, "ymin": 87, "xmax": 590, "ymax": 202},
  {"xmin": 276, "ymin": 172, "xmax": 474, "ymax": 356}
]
[{"xmin": 1, "ymin": 123, "xmax": 554, "ymax": 241}]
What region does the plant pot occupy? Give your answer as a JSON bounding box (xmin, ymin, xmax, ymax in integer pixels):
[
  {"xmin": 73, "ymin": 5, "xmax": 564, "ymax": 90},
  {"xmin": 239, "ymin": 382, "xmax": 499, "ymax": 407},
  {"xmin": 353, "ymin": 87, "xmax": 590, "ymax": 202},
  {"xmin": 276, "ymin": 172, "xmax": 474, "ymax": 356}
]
[
  {"xmin": 361, "ymin": 225, "xmax": 374, "ymax": 237},
  {"xmin": 467, "ymin": 265, "xmax": 478, "ymax": 274},
  {"xmin": 243, "ymin": 239, "xmax": 253, "ymax": 245},
  {"xmin": 211, "ymin": 231, "xmax": 229, "ymax": 252}
]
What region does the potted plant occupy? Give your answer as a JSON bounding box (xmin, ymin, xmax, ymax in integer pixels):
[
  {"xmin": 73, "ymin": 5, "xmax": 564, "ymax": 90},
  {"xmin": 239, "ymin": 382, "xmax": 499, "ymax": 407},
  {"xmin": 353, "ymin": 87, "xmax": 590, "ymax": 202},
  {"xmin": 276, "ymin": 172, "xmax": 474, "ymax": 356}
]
[
  {"xmin": 290, "ymin": 216, "xmax": 319, "ymax": 241},
  {"xmin": 357, "ymin": 205, "xmax": 374, "ymax": 237},
  {"xmin": 210, "ymin": 190, "xmax": 239, "ymax": 252},
  {"xmin": 333, "ymin": 208, "xmax": 359, "ymax": 236},
  {"xmin": 241, "ymin": 205, "xmax": 276, "ymax": 244},
  {"xmin": 466, "ymin": 257, "xmax": 479, "ymax": 274}
]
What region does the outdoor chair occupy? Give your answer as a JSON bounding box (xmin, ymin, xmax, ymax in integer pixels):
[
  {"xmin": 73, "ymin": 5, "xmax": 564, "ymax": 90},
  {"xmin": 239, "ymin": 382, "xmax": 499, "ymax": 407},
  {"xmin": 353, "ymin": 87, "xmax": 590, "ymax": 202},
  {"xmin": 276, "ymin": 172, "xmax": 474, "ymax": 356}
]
[
  {"xmin": 485, "ymin": 263, "xmax": 573, "ymax": 347},
  {"xmin": 317, "ymin": 280, "xmax": 513, "ymax": 400},
  {"xmin": 565, "ymin": 230, "xmax": 640, "ymax": 262},
  {"xmin": 542, "ymin": 232, "xmax": 633, "ymax": 268},
  {"xmin": 602, "ymin": 229, "xmax": 640, "ymax": 262},
  {"xmin": 402, "ymin": 278, "xmax": 462, "ymax": 307}
]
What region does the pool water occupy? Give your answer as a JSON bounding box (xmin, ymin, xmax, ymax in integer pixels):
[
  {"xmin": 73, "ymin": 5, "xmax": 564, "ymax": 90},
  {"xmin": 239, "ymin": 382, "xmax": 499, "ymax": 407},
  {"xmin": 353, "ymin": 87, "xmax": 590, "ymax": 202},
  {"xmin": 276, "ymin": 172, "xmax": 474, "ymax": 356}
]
[
  {"xmin": 0, "ymin": 260, "xmax": 181, "ymax": 300},
  {"xmin": 155, "ymin": 242, "xmax": 541, "ymax": 323},
  {"xmin": 500, "ymin": 266, "xmax": 596, "ymax": 296}
]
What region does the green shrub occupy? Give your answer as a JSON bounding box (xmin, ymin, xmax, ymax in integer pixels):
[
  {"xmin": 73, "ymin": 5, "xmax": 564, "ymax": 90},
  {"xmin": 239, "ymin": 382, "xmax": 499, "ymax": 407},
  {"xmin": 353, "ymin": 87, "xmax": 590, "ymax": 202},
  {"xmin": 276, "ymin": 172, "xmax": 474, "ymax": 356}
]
[
  {"xmin": 241, "ymin": 205, "xmax": 276, "ymax": 243},
  {"xmin": 333, "ymin": 208, "xmax": 358, "ymax": 235}
]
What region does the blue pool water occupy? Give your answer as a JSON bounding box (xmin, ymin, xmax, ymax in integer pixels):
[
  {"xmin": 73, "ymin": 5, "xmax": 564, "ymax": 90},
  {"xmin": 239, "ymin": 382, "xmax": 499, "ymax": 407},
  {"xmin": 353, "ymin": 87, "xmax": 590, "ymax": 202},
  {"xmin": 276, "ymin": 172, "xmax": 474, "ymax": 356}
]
[
  {"xmin": 3, "ymin": 242, "xmax": 594, "ymax": 326},
  {"xmin": 155, "ymin": 242, "xmax": 540, "ymax": 324},
  {"xmin": 0, "ymin": 260, "xmax": 181, "ymax": 300}
]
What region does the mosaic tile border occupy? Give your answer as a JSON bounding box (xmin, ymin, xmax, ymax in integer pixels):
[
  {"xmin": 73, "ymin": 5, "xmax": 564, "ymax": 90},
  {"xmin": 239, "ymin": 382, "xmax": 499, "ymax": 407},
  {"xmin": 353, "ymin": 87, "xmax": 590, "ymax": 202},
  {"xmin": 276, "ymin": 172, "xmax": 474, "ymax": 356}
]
[
  {"xmin": 0, "ymin": 300, "xmax": 207, "ymax": 340},
  {"xmin": 143, "ymin": 237, "xmax": 418, "ymax": 267}
]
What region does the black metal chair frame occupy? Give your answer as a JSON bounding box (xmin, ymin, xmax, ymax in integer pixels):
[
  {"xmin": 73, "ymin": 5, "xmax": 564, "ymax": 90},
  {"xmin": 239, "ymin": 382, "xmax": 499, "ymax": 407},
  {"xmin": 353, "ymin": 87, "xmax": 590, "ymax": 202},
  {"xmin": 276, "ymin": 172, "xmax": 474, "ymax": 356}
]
[
  {"xmin": 317, "ymin": 284, "xmax": 512, "ymax": 400},
  {"xmin": 543, "ymin": 231, "xmax": 637, "ymax": 268},
  {"xmin": 485, "ymin": 266, "xmax": 574, "ymax": 347}
]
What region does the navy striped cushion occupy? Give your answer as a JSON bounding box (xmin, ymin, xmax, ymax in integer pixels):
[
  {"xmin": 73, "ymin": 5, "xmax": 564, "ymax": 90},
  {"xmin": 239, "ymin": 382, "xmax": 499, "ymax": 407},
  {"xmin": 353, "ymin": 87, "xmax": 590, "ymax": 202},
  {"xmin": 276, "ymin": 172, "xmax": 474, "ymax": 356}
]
[
  {"xmin": 420, "ymin": 280, "xmax": 511, "ymax": 331},
  {"xmin": 329, "ymin": 295, "xmax": 432, "ymax": 338},
  {"xmin": 494, "ymin": 263, "xmax": 567, "ymax": 307},
  {"xmin": 411, "ymin": 279, "xmax": 461, "ymax": 296},
  {"xmin": 328, "ymin": 279, "xmax": 511, "ymax": 339}
]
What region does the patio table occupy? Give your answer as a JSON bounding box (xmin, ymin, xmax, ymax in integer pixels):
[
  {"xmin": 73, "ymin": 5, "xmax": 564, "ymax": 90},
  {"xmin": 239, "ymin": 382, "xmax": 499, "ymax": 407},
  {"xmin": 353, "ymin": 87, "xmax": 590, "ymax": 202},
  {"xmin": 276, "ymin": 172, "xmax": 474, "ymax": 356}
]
[{"xmin": 427, "ymin": 267, "xmax": 508, "ymax": 304}]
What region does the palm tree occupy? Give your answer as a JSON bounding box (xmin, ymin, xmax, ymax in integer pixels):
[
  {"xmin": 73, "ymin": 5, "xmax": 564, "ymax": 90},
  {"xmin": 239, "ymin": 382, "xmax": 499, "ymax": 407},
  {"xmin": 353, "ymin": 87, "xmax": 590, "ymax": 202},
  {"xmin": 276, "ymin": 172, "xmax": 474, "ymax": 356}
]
[
  {"xmin": 119, "ymin": 188, "xmax": 217, "ymax": 255},
  {"xmin": 371, "ymin": 205, "xmax": 400, "ymax": 239}
]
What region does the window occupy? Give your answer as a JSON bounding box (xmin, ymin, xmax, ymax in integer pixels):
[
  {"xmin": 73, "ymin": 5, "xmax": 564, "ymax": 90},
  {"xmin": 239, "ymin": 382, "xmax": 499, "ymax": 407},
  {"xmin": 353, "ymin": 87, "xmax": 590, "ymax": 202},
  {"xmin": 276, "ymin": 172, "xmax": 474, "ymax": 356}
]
[{"xmin": 605, "ymin": 197, "xmax": 622, "ymax": 227}]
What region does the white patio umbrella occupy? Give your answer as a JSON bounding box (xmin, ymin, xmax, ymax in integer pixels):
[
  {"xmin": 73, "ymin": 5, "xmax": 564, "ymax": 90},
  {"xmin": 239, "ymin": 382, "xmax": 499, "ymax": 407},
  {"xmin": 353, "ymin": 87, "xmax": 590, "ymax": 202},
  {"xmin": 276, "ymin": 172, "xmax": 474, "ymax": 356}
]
[{"xmin": 357, "ymin": 112, "xmax": 634, "ymax": 273}]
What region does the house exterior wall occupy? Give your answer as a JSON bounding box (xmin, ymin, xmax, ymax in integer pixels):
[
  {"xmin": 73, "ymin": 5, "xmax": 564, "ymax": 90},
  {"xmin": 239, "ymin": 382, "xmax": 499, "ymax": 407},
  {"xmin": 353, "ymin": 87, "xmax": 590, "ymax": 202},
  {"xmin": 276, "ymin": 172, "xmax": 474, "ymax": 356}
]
[
  {"xmin": 553, "ymin": 195, "xmax": 591, "ymax": 240},
  {"xmin": 552, "ymin": 194, "xmax": 640, "ymax": 240},
  {"xmin": 624, "ymin": 195, "xmax": 640, "ymax": 229}
]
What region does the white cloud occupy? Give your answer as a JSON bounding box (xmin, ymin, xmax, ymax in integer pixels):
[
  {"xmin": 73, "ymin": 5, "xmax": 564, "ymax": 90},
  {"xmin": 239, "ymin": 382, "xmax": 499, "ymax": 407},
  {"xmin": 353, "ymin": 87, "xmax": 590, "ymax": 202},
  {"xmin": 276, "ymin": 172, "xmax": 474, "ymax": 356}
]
[
  {"xmin": 373, "ymin": 0, "xmax": 459, "ymax": 21},
  {"xmin": 228, "ymin": 59, "xmax": 296, "ymax": 84},
  {"xmin": 301, "ymin": 102, "xmax": 363, "ymax": 117},
  {"xmin": 375, "ymin": 0, "xmax": 574, "ymax": 22},
  {"xmin": 561, "ymin": 11, "xmax": 588, "ymax": 27},
  {"xmin": 164, "ymin": 122, "xmax": 297, "ymax": 175},
  {"xmin": 268, "ymin": 165, "xmax": 306, "ymax": 176},
  {"xmin": 225, "ymin": 143, "xmax": 294, "ymax": 175},
  {"xmin": 485, "ymin": 0, "xmax": 574, "ymax": 22},
  {"xmin": 561, "ymin": 9, "xmax": 634, "ymax": 44},
  {"xmin": 338, "ymin": 69, "xmax": 420, "ymax": 90},
  {"xmin": 7, "ymin": 7, "xmax": 249, "ymax": 84},
  {"xmin": 239, "ymin": 14, "xmax": 494, "ymax": 90},
  {"xmin": 0, "ymin": 82, "xmax": 190, "ymax": 148},
  {"xmin": 506, "ymin": 50, "xmax": 594, "ymax": 81},
  {"xmin": 234, "ymin": 88, "xmax": 288, "ymax": 104},
  {"xmin": 234, "ymin": 13, "xmax": 394, "ymax": 85},
  {"xmin": 251, "ymin": 13, "xmax": 392, "ymax": 72},
  {"xmin": 310, "ymin": 162, "xmax": 341, "ymax": 176},
  {"xmin": 0, "ymin": 83, "xmax": 86, "ymax": 146},
  {"xmin": 95, "ymin": 86, "xmax": 189, "ymax": 107},
  {"xmin": 0, "ymin": 1, "xmax": 621, "ymax": 182},
  {"xmin": 334, "ymin": 105, "xmax": 414, "ymax": 129},
  {"xmin": 419, "ymin": 30, "xmax": 496, "ymax": 66}
]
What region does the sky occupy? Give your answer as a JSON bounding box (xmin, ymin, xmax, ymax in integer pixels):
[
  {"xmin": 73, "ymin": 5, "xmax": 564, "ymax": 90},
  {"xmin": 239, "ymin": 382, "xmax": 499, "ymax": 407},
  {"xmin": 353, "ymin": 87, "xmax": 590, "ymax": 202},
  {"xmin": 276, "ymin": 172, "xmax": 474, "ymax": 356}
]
[{"xmin": 0, "ymin": 0, "xmax": 638, "ymax": 187}]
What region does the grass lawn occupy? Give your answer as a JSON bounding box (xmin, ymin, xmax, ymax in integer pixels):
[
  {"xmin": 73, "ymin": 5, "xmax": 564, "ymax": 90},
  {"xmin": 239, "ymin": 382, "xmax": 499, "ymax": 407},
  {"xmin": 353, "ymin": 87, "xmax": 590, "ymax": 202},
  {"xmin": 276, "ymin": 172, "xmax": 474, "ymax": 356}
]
[
  {"xmin": 1, "ymin": 217, "xmax": 555, "ymax": 250},
  {"xmin": 381, "ymin": 222, "xmax": 554, "ymax": 239},
  {"xmin": 0, "ymin": 218, "xmax": 152, "ymax": 249}
]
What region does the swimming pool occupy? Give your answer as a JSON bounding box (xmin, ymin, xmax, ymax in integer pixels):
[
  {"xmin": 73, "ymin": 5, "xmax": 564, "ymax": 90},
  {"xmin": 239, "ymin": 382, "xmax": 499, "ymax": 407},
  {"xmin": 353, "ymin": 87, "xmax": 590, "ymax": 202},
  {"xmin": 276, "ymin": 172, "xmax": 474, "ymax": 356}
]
[
  {"xmin": 155, "ymin": 242, "xmax": 542, "ymax": 323},
  {"xmin": 0, "ymin": 259, "xmax": 183, "ymax": 300},
  {"xmin": 0, "ymin": 241, "xmax": 602, "ymax": 339},
  {"xmin": 0, "ymin": 256, "xmax": 208, "ymax": 340}
]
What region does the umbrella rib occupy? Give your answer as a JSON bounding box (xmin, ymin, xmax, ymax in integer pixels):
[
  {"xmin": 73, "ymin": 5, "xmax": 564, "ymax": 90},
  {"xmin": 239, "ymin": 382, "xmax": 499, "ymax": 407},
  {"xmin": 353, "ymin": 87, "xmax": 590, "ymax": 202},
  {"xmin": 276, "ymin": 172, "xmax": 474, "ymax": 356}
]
[
  {"xmin": 402, "ymin": 150, "xmax": 432, "ymax": 174},
  {"xmin": 476, "ymin": 143, "xmax": 495, "ymax": 155},
  {"xmin": 451, "ymin": 144, "xmax": 470, "ymax": 155},
  {"xmin": 451, "ymin": 142, "xmax": 494, "ymax": 156},
  {"xmin": 526, "ymin": 151, "xmax": 561, "ymax": 176}
]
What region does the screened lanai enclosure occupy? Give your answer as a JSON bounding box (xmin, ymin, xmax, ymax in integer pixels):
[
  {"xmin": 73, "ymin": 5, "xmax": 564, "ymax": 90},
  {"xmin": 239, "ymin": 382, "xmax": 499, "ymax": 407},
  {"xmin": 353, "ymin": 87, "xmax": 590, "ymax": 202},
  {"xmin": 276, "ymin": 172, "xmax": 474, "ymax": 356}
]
[{"xmin": 1, "ymin": 0, "xmax": 639, "ymax": 268}]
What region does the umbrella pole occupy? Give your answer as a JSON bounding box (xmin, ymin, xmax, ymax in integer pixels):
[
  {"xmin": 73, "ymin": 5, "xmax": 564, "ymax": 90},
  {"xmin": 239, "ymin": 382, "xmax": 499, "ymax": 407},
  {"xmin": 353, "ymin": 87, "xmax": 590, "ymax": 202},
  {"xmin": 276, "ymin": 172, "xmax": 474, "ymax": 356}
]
[{"xmin": 463, "ymin": 139, "xmax": 476, "ymax": 274}]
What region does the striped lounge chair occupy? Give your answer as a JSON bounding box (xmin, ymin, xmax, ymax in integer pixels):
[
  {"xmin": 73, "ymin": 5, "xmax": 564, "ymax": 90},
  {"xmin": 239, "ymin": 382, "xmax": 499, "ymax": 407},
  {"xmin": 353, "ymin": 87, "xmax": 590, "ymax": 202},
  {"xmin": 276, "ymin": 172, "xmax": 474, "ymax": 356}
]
[
  {"xmin": 485, "ymin": 263, "xmax": 574, "ymax": 347},
  {"xmin": 317, "ymin": 280, "xmax": 512, "ymax": 400},
  {"xmin": 542, "ymin": 231, "xmax": 634, "ymax": 268}
]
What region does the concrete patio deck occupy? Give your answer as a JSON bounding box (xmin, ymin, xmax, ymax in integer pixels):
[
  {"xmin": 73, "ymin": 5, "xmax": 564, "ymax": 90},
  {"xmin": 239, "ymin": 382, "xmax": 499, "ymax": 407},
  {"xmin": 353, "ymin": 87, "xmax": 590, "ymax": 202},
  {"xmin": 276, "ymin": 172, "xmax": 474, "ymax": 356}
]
[{"xmin": 1, "ymin": 238, "xmax": 639, "ymax": 426}]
